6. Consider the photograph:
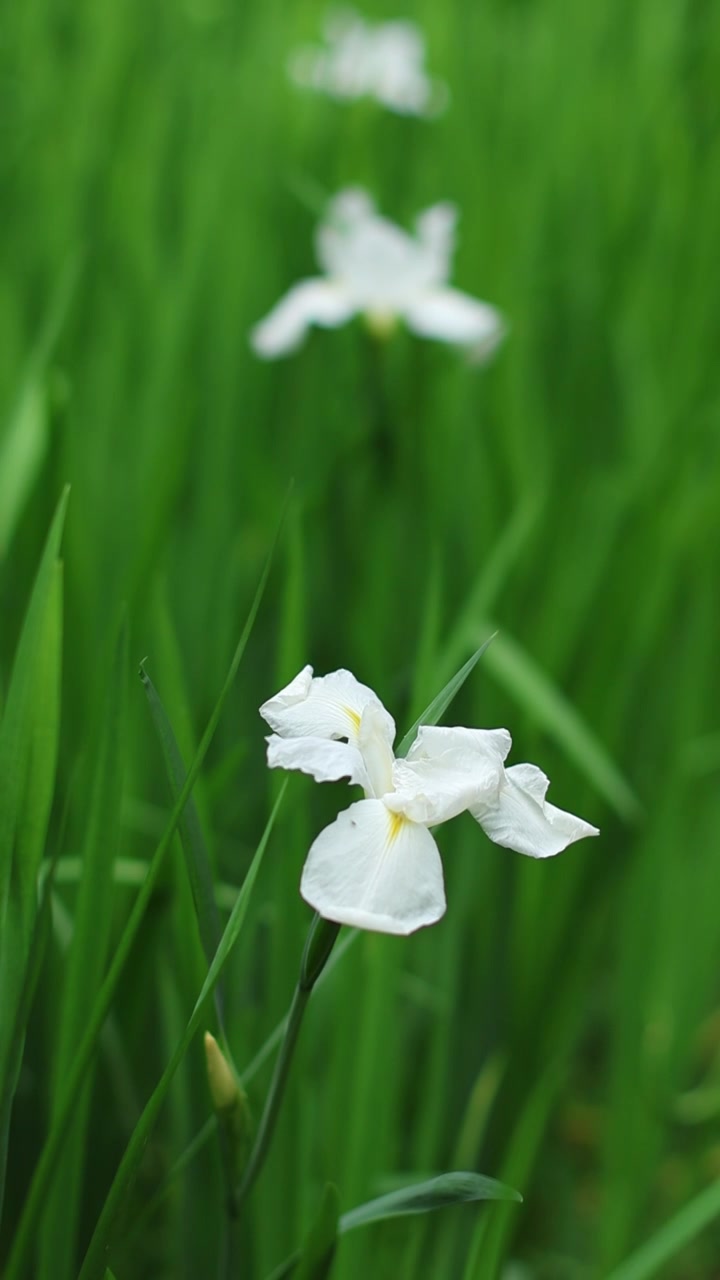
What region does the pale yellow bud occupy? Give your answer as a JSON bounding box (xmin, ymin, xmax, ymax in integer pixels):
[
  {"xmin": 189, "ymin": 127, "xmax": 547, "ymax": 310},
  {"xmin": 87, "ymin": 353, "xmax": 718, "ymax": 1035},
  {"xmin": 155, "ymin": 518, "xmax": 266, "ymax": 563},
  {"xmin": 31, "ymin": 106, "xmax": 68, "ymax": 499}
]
[{"xmin": 204, "ymin": 1031, "xmax": 240, "ymax": 1114}]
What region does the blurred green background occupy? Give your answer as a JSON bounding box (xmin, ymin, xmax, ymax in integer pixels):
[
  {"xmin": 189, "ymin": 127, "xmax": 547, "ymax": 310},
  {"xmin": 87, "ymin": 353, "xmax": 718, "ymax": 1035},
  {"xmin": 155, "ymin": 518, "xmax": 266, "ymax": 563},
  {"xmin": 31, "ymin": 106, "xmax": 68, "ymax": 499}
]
[{"xmin": 1, "ymin": 0, "xmax": 719, "ymax": 1276}]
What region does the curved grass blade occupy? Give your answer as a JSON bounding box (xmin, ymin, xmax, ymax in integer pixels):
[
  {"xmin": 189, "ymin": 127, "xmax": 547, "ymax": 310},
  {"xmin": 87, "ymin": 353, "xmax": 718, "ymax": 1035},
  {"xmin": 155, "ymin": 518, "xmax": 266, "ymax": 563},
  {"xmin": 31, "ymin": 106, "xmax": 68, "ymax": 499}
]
[
  {"xmin": 604, "ymin": 1178, "xmax": 720, "ymax": 1280},
  {"xmin": 339, "ymin": 1171, "xmax": 521, "ymax": 1232},
  {"xmin": 76, "ymin": 781, "xmax": 287, "ymax": 1280},
  {"xmin": 396, "ymin": 634, "xmax": 497, "ymax": 759},
  {"xmin": 3, "ymin": 522, "xmax": 281, "ymax": 1280},
  {"xmin": 264, "ymin": 1172, "xmax": 521, "ymax": 1280}
]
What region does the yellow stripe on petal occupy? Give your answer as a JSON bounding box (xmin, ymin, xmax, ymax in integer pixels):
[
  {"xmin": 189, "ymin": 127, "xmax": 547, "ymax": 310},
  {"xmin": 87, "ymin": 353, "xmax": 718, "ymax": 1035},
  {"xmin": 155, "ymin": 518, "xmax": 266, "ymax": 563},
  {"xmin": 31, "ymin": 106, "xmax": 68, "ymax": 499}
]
[
  {"xmin": 387, "ymin": 810, "xmax": 406, "ymax": 844},
  {"xmin": 345, "ymin": 707, "xmax": 361, "ymax": 732}
]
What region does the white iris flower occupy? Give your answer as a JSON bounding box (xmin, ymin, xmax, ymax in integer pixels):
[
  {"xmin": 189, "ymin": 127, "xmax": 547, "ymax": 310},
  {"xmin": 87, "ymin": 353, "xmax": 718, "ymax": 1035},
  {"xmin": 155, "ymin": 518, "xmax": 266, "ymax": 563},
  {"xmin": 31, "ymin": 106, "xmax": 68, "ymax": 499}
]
[
  {"xmin": 260, "ymin": 666, "xmax": 599, "ymax": 936},
  {"xmin": 288, "ymin": 9, "xmax": 448, "ymax": 118},
  {"xmin": 251, "ymin": 189, "xmax": 505, "ymax": 361}
]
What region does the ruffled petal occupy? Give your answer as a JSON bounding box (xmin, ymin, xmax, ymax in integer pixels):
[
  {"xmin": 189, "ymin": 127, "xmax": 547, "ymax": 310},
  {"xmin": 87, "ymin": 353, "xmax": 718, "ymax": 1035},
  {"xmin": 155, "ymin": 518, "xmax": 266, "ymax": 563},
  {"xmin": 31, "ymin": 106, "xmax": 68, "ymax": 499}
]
[
  {"xmin": 405, "ymin": 725, "xmax": 512, "ymax": 764},
  {"xmin": 250, "ymin": 279, "xmax": 356, "ymax": 358},
  {"xmin": 387, "ymin": 725, "xmax": 511, "ymax": 825},
  {"xmin": 404, "ymin": 287, "xmax": 506, "ymax": 358},
  {"xmin": 259, "ymin": 666, "xmax": 396, "ymax": 747},
  {"xmin": 472, "ymin": 762, "xmax": 599, "ymax": 858},
  {"xmin": 300, "ymin": 799, "xmax": 446, "ymax": 935},
  {"xmin": 266, "ymin": 734, "xmax": 369, "ymax": 789}
]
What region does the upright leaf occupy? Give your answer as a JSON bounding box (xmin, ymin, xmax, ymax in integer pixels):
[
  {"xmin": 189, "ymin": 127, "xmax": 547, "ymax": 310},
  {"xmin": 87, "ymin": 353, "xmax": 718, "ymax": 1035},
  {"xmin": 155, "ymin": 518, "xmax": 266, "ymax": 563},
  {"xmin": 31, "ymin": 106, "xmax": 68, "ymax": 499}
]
[
  {"xmin": 0, "ymin": 488, "xmax": 68, "ymax": 1104},
  {"xmin": 0, "ymin": 555, "xmax": 63, "ymax": 1221},
  {"xmin": 4, "ymin": 521, "xmax": 282, "ymax": 1280},
  {"xmin": 76, "ymin": 783, "xmax": 286, "ymax": 1280},
  {"xmin": 37, "ymin": 617, "xmax": 128, "ymax": 1280},
  {"xmin": 0, "ymin": 261, "xmax": 77, "ymax": 557},
  {"xmin": 139, "ymin": 662, "xmax": 223, "ymax": 1022}
]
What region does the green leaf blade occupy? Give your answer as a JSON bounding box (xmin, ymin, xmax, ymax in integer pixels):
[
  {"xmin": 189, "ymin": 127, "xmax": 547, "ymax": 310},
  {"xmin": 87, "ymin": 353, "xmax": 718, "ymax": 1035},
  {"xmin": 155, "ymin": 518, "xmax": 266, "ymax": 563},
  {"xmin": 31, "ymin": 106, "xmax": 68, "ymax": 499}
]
[
  {"xmin": 295, "ymin": 1183, "xmax": 340, "ymax": 1280},
  {"xmin": 339, "ymin": 1171, "xmax": 522, "ymax": 1234},
  {"xmin": 139, "ymin": 661, "xmax": 224, "ymax": 1015},
  {"xmin": 75, "ymin": 781, "xmax": 287, "ymax": 1280},
  {"xmin": 396, "ymin": 635, "xmax": 497, "ymax": 759},
  {"xmin": 37, "ymin": 617, "xmax": 128, "ymax": 1280},
  {"xmin": 0, "ymin": 487, "xmax": 68, "ymax": 1094},
  {"xmin": 604, "ymin": 1179, "xmax": 720, "ymax": 1280}
]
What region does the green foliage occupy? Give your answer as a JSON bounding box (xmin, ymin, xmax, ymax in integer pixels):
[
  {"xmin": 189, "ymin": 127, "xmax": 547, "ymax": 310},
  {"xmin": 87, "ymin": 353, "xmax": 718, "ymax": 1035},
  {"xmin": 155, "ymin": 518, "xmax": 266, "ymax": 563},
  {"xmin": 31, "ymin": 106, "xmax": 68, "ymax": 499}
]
[
  {"xmin": 1, "ymin": 0, "xmax": 719, "ymax": 1276},
  {"xmin": 295, "ymin": 1183, "xmax": 340, "ymax": 1280},
  {"xmin": 0, "ymin": 490, "xmax": 67, "ymax": 1216}
]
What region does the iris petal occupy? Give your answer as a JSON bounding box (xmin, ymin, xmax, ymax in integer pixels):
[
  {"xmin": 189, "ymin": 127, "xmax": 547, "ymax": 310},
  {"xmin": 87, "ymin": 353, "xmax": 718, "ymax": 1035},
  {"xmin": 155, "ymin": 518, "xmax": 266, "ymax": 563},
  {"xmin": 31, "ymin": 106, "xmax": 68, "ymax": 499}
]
[
  {"xmin": 473, "ymin": 763, "xmax": 599, "ymax": 858},
  {"xmin": 266, "ymin": 735, "xmax": 369, "ymax": 789},
  {"xmin": 260, "ymin": 666, "xmax": 395, "ymax": 747},
  {"xmin": 300, "ymin": 799, "xmax": 446, "ymax": 935},
  {"xmin": 387, "ymin": 725, "xmax": 510, "ymax": 825},
  {"xmin": 251, "ymin": 279, "xmax": 356, "ymax": 358},
  {"xmin": 404, "ymin": 287, "xmax": 506, "ymax": 358}
]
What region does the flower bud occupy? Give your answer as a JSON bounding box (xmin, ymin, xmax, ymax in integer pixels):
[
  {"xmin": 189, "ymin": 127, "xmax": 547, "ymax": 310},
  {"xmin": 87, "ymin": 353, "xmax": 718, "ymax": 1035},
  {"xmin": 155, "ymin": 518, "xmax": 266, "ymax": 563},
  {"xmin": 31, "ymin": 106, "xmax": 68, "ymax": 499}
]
[
  {"xmin": 204, "ymin": 1032, "xmax": 240, "ymax": 1114},
  {"xmin": 204, "ymin": 1032, "xmax": 251, "ymax": 1206}
]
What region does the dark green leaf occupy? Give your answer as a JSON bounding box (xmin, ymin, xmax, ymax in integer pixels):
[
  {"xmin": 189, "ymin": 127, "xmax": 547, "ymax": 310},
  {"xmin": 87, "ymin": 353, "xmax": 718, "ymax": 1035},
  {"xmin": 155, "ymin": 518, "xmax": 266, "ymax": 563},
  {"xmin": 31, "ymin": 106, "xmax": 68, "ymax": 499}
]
[{"xmin": 295, "ymin": 1183, "xmax": 340, "ymax": 1280}]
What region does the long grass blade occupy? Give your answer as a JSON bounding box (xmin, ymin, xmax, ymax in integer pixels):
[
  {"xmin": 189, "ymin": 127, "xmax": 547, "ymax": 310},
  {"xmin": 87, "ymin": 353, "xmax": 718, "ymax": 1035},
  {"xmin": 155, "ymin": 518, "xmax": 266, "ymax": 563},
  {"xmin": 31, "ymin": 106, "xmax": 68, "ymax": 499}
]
[
  {"xmin": 139, "ymin": 661, "xmax": 224, "ymax": 1023},
  {"xmin": 76, "ymin": 781, "xmax": 287, "ymax": 1280},
  {"xmin": 3, "ymin": 525, "xmax": 280, "ymax": 1280},
  {"xmin": 604, "ymin": 1179, "xmax": 720, "ymax": 1280},
  {"xmin": 37, "ymin": 616, "xmax": 128, "ymax": 1280}
]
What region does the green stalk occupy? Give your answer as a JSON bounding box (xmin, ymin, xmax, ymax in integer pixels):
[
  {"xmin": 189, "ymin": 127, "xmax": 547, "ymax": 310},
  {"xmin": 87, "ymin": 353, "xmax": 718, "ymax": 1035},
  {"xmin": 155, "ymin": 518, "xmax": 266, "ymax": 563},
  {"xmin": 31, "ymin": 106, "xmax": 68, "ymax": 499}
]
[{"xmin": 236, "ymin": 916, "xmax": 340, "ymax": 1207}]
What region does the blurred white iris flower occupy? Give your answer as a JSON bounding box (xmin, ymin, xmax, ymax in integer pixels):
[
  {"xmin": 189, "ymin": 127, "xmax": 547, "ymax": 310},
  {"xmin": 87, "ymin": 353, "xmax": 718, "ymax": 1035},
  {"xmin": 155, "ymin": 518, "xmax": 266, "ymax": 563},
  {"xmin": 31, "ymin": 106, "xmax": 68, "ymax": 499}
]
[
  {"xmin": 260, "ymin": 667, "xmax": 598, "ymax": 936},
  {"xmin": 288, "ymin": 9, "xmax": 448, "ymax": 118},
  {"xmin": 251, "ymin": 189, "xmax": 505, "ymax": 360}
]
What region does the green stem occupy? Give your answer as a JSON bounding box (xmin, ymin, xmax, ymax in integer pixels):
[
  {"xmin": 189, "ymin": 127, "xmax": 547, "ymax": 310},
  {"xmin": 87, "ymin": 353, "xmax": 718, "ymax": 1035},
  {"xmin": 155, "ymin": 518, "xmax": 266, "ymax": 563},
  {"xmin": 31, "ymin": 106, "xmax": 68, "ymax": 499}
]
[{"xmin": 236, "ymin": 915, "xmax": 340, "ymax": 1206}]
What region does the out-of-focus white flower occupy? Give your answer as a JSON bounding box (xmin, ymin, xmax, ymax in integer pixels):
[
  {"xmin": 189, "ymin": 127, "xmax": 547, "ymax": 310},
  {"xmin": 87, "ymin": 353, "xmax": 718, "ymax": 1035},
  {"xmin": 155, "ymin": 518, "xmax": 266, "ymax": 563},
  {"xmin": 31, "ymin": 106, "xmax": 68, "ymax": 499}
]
[
  {"xmin": 260, "ymin": 667, "xmax": 599, "ymax": 936},
  {"xmin": 288, "ymin": 8, "xmax": 448, "ymax": 118},
  {"xmin": 251, "ymin": 189, "xmax": 505, "ymax": 361}
]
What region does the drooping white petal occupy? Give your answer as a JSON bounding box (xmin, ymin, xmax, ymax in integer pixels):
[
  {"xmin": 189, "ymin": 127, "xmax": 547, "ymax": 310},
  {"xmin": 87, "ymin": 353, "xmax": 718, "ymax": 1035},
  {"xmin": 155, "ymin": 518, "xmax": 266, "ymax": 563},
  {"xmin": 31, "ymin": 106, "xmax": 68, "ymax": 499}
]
[
  {"xmin": 472, "ymin": 763, "xmax": 599, "ymax": 858},
  {"xmin": 259, "ymin": 666, "xmax": 396, "ymax": 748},
  {"xmin": 387, "ymin": 725, "xmax": 511, "ymax": 825},
  {"xmin": 250, "ymin": 279, "xmax": 355, "ymax": 358},
  {"xmin": 266, "ymin": 734, "xmax": 369, "ymax": 790},
  {"xmin": 300, "ymin": 799, "xmax": 446, "ymax": 935},
  {"xmin": 404, "ymin": 287, "xmax": 506, "ymax": 357}
]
